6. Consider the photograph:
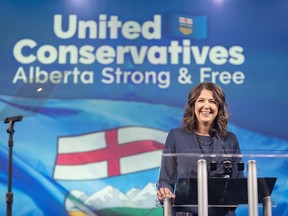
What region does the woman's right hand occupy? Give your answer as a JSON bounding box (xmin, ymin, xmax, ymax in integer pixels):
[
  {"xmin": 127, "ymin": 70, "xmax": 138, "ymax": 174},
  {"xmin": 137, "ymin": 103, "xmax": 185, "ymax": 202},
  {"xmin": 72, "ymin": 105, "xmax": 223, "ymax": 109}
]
[{"xmin": 157, "ymin": 187, "xmax": 176, "ymax": 201}]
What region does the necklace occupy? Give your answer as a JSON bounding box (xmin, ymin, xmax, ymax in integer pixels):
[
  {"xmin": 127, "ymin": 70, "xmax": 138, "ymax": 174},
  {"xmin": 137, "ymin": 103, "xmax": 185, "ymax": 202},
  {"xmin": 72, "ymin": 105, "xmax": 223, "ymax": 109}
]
[{"xmin": 196, "ymin": 135, "xmax": 215, "ymax": 146}]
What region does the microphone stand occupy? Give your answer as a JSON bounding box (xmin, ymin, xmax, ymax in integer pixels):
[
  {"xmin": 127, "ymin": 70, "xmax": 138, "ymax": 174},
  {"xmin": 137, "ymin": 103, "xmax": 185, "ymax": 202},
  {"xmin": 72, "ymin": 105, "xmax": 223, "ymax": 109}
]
[{"xmin": 4, "ymin": 115, "xmax": 23, "ymax": 216}]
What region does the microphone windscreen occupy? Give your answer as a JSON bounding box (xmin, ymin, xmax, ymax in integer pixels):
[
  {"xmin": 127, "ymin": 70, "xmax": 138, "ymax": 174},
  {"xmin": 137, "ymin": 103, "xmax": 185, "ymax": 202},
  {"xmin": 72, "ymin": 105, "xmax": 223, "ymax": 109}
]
[{"xmin": 209, "ymin": 128, "xmax": 217, "ymax": 138}]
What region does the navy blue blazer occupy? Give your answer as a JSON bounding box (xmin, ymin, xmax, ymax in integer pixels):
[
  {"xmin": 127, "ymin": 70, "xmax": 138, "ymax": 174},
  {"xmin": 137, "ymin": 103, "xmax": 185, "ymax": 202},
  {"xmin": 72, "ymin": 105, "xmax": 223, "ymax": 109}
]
[{"xmin": 158, "ymin": 127, "xmax": 243, "ymax": 216}]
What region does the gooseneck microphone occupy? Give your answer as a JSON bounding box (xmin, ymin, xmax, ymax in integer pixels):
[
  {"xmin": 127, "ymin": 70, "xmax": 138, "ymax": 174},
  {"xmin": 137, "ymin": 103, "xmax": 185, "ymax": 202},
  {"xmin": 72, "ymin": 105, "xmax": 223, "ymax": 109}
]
[
  {"xmin": 209, "ymin": 128, "xmax": 226, "ymax": 153},
  {"xmin": 208, "ymin": 128, "xmax": 217, "ymax": 139},
  {"xmin": 209, "ymin": 128, "xmax": 233, "ymax": 177}
]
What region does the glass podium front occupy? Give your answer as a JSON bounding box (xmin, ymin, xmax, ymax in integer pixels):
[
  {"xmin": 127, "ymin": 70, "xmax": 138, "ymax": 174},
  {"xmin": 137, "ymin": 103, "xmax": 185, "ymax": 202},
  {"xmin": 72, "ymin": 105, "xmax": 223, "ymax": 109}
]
[{"xmin": 159, "ymin": 149, "xmax": 288, "ymax": 216}]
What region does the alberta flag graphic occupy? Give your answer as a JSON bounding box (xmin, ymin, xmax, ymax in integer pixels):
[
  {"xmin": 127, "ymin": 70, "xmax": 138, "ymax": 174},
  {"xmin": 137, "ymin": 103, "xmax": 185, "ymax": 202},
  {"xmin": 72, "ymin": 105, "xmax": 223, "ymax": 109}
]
[
  {"xmin": 53, "ymin": 126, "xmax": 168, "ymax": 215},
  {"xmin": 54, "ymin": 127, "xmax": 167, "ymax": 180},
  {"xmin": 168, "ymin": 13, "xmax": 207, "ymax": 39}
]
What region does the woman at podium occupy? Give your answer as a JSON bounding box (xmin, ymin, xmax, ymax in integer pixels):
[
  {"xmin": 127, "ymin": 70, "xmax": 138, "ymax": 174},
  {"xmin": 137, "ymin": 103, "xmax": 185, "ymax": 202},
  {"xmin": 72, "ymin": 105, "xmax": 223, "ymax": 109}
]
[{"xmin": 157, "ymin": 82, "xmax": 243, "ymax": 216}]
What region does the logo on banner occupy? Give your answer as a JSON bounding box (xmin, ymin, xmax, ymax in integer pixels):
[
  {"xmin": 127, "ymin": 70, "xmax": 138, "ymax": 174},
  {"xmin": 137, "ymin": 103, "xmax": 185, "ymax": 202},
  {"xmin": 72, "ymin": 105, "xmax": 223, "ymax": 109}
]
[
  {"xmin": 179, "ymin": 16, "xmax": 193, "ymax": 35},
  {"xmin": 53, "ymin": 126, "xmax": 167, "ymax": 180},
  {"xmin": 169, "ymin": 13, "xmax": 207, "ymax": 39}
]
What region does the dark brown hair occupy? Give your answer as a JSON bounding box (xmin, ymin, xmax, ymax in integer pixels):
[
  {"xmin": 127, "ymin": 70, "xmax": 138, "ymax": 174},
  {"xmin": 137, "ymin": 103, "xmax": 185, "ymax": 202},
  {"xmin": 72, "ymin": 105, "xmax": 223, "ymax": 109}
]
[{"xmin": 182, "ymin": 82, "xmax": 229, "ymax": 137}]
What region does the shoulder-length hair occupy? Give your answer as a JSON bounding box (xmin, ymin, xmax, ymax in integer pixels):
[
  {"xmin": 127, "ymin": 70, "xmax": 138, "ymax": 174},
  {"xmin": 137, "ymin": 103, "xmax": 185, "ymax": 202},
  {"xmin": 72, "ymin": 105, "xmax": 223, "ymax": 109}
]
[{"xmin": 182, "ymin": 82, "xmax": 229, "ymax": 137}]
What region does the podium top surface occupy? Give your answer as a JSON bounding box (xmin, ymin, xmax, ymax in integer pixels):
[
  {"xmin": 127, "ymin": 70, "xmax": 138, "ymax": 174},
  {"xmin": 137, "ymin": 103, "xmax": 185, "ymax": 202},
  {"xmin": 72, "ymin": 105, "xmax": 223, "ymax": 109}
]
[{"xmin": 162, "ymin": 149, "xmax": 288, "ymax": 158}]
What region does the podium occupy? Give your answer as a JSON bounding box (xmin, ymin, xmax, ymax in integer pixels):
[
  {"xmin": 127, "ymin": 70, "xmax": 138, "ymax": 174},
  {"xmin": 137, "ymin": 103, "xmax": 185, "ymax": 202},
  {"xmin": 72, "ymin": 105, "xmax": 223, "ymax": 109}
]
[
  {"xmin": 174, "ymin": 177, "xmax": 276, "ymax": 206},
  {"xmin": 159, "ymin": 150, "xmax": 288, "ymax": 216}
]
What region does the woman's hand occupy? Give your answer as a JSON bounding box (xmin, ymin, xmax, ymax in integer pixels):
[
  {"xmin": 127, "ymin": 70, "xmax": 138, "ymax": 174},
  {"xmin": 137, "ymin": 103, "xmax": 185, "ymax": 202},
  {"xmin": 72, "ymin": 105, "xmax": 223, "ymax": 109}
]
[{"xmin": 157, "ymin": 187, "xmax": 176, "ymax": 201}]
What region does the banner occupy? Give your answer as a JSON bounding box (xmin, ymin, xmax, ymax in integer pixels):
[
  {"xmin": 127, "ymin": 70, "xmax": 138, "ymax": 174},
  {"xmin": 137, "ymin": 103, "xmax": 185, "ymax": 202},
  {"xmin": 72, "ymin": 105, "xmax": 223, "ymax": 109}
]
[{"xmin": 1, "ymin": 0, "xmax": 288, "ymax": 215}]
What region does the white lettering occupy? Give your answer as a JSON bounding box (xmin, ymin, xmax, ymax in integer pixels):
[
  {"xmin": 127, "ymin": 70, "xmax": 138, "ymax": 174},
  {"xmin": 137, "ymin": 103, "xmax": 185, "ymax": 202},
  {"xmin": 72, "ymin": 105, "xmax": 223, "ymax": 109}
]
[
  {"xmin": 54, "ymin": 14, "xmax": 77, "ymax": 39},
  {"xmin": 53, "ymin": 14, "xmax": 161, "ymax": 40},
  {"xmin": 229, "ymin": 46, "xmax": 245, "ymax": 65},
  {"xmin": 13, "ymin": 66, "xmax": 93, "ymax": 84},
  {"xmin": 101, "ymin": 67, "xmax": 170, "ymax": 88},
  {"xmin": 200, "ymin": 67, "xmax": 245, "ymax": 84},
  {"xmin": 13, "ymin": 39, "xmax": 37, "ymax": 64},
  {"xmin": 13, "ymin": 39, "xmax": 245, "ymax": 66},
  {"xmin": 37, "ymin": 45, "xmax": 58, "ymax": 64},
  {"xmin": 209, "ymin": 46, "xmax": 229, "ymax": 65}
]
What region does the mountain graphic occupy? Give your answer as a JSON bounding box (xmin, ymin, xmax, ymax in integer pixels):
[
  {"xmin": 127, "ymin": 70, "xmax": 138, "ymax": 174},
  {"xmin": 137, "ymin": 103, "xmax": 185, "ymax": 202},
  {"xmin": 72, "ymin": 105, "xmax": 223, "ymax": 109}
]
[{"xmin": 65, "ymin": 182, "xmax": 158, "ymax": 212}]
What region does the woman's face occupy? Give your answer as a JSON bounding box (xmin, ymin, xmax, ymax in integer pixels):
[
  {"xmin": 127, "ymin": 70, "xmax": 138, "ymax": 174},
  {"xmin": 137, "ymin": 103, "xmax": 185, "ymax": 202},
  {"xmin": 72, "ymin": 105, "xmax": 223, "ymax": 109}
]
[{"xmin": 194, "ymin": 89, "xmax": 218, "ymax": 127}]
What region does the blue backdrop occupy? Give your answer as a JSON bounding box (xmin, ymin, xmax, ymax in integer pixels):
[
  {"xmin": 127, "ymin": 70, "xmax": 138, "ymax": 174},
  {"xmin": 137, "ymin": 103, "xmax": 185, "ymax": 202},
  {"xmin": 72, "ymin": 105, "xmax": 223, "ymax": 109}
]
[{"xmin": 0, "ymin": 0, "xmax": 288, "ymax": 215}]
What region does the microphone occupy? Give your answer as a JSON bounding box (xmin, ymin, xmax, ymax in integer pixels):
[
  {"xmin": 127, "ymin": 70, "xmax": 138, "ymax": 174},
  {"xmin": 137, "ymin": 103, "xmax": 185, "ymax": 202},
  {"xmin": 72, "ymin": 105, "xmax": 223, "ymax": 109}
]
[
  {"xmin": 4, "ymin": 115, "xmax": 23, "ymax": 124},
  {"xmin": 209, "ymin": 128, "xmax": 233, "ymax": 177},
  {"xmin": 207, "ymin": 128, "xmax": 217, "ymax": 171},
  {"xmin": 209, "ymin": 128, "xmax": 227, "ymax": 153},
  {"xmin": 208, "ymin": 128, "xmax": 217, "ymax": 139},
  {"xmin": 4, "ymin": 115, "xmax": 23, "ymax": 134}
]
